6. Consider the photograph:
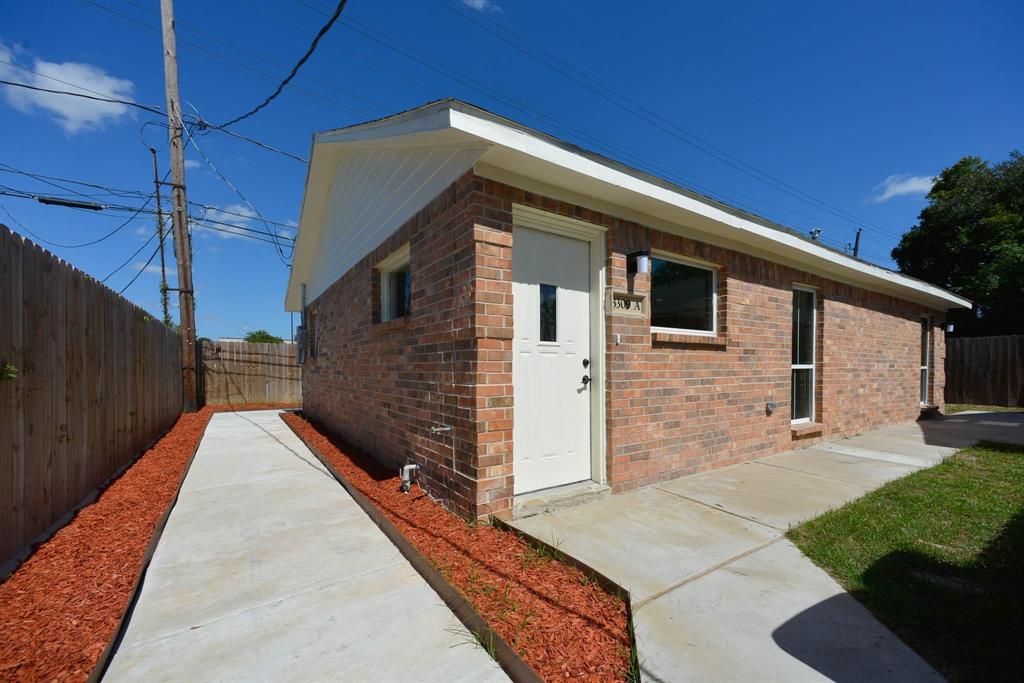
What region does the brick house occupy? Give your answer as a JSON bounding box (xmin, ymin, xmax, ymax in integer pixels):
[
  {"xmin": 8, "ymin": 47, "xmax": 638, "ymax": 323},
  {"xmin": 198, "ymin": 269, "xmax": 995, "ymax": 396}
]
[{"xmin": 285, "ymin": 100, "xmax": 969, "ymax": 520}]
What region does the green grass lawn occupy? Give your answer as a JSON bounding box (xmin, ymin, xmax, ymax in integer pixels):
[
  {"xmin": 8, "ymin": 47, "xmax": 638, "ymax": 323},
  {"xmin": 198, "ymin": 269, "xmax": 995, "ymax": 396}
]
[
  {"xmin": 788, "ymin": 442, "xmax": 1024, "ymax": 682},
  {"xmin": 946, "ymin": 403, "xmax": 1024, "ymax": 414}
]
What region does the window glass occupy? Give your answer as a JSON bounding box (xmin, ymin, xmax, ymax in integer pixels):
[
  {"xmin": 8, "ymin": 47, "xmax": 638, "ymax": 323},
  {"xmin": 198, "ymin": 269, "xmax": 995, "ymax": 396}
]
[
  {"xmin": 539, "ymin": 284, "xmax": 557, "ymax": 342},
  {"xmin": 391, "ymin": 267, "xmax": 410, "ymax": 319},
  {"xmin": 792, "ymin": 368, "xmax": 812, "ymax": 421},
  {"xmin": 650, "ymin": 257, "xmax": 714, "ymax": 332},
  {"xmin": 792, "ymin": 289, "xmax": 815, "ymax": 365}
]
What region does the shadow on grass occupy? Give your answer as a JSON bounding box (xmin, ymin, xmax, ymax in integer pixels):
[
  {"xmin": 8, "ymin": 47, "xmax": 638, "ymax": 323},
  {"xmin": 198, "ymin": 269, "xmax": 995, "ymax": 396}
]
[{"xmin": 775, "ymin": 505, "xmax": 1024, "ymax": 682}]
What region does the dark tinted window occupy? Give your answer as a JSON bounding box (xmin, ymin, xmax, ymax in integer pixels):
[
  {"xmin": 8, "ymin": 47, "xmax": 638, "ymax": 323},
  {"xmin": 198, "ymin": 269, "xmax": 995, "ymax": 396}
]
[
  {"xmin": 539, "ymin": 283, "xmax": 557, "ymax": 342},
  {"xmin": 650, "ymin": 257, "xmax": 714, "ymax": 332},
  {"xmin": 792, "ymin": 289, "xmax": 815, "ymax": 365}
]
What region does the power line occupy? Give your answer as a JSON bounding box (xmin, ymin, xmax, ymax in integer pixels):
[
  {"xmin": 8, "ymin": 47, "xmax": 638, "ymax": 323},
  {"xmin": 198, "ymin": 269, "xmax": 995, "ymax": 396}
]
[
  {"xmin": 432, "ymin": 0, "xmax": 906, "ymax": 241},
  {"xmin": 121, "ymin": 0, "xmax": 388, "ymax": 117},
  {"xmin": 0, "ymin": 163, "xmax": 299, "ymax": 231},
  {"xmin": 0, "ymin": 76, "xmax": 165, "ymax": 117},
  {"xmin": 118, "ymin": 242, "xmax": 162, "ymax": 293},
  {"xmin": 179, "ymin": 120, "xmax": 291, "ymax": 263},
  {"xmin": 0, "ymin": 187, "xmax": 295, "ymax": 245},
  {"xmin": 76, "ymin": 0, "xmax": 373, "ymax": 119},
  {"xmin": 101, "ymin": 229, "xmax": 158, "ymax": 283},
  {"xmin": 218, "ymin": 0, "xmax": 349, "ymax": 127}
]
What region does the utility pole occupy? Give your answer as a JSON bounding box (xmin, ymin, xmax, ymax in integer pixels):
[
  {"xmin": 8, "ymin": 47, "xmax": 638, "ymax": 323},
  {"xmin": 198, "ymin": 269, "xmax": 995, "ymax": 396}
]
[
  {"xmin": 150, "ymin": 148, "xmax": 171, "ymax": 326},
  {"xmin": 852, "ymin": 227, "xmax": 863, "ymax": 259},
  {"xmin": 160, "ymin": 0, "xmax": 198, "ymax": 412}
]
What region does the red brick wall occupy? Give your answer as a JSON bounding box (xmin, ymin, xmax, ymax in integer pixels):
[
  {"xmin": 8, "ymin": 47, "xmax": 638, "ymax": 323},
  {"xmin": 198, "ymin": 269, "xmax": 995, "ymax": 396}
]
[
  {"xmin": 474, "ymin": 176, "xmax": 947, "ymax": 495},
  {"xmin": 305, "ymin": 171, "xmax": 948, "ymax": 518}
]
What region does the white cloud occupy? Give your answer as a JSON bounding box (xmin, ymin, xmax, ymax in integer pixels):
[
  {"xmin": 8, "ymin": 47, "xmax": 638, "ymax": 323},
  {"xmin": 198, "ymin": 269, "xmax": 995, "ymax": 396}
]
[
  {"xmin": 0, "ymin": 40, "xmax": 137, "ymax": 134},
  {"xmin": 869, "ymin": 174, "xmax": 934, "ymax": 203},
  {"xmin": 459, "ymin": 0, "xmax": 500, "ymax": 12},
  {"xmin": 183, "ymin": 159, "xmax": 201, "ymax": 170}
]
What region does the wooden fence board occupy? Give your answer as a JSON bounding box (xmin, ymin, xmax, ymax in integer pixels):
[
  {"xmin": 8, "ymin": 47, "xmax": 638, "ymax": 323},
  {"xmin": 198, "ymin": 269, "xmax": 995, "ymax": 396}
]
[
  {"xmin": 945, "ymin": 334, "xmax": 1024, "ymax": 407},
  {"xmin": 200, "ymin": 340, "xmax": 301, "ymax": 406},
  {"xmin": 0, "ymin": 225, "xmax": 183, "ymax": 567}
]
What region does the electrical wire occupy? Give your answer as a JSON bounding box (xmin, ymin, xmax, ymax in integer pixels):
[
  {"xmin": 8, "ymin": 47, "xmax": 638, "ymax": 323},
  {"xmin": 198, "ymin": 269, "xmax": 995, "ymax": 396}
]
[
  {"xmin": 118, "ymin": 241, "xmax": 162, "ymax": 294},
  {"xmin": 178, "ymin": 119, "xmax": 291, "ymax": 263},
  {"xmin": 121, "ymin": 0, "xmax": 387, "ymax": 116},
  {"xmin": 101, "ymin": 229, "xmax": 158, "ymax": 283},
  {"xmin": 0, "ymin": 68, "xmax": 166, "ymax": 116},
  {"xmin": 219, "ymin": 0, "xmax": 350, "ymax": 127},
  {"xmin": 75, "ymin": 0, "xmax": 372, "ymax": 119},
  {"xmin": 431, "ymin": 0, "xmax": 906, "ymax": 241},
  {"xmin": 0, "ymin": 190, "xmax": 157, "ymax": 248}
]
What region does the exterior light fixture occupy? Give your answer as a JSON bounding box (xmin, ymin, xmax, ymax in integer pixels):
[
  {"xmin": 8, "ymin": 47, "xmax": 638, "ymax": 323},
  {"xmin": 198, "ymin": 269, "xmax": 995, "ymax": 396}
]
[
  {"xmin": 946, "ymin": 323, "xmax": 955, "ymax": 333},
  {"xmin": 627, "ymin": 250, "xmax": 651, "ymax": 275}
]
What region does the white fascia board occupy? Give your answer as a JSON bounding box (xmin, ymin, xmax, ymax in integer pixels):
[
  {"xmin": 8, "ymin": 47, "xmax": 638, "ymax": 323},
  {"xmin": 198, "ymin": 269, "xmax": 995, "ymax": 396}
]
[
  {"xmin": 449, "ymin": 108, "xmax": 971, "ymax": 310},
  {"xmin": 285, "ymin": 140, "xmax": 342, "ymax": 311}
]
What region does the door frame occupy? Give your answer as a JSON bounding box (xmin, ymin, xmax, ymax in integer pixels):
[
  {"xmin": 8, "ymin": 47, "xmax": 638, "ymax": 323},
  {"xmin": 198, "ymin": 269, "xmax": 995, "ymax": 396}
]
[{"xmin": 511, "ymin": 203, "xmax": 607, "ymax": 487}]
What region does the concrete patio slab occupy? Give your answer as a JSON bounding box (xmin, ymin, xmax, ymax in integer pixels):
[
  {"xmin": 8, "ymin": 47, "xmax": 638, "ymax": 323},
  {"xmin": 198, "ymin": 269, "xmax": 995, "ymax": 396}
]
[
  {"xmin": 509, "ymin": 411, "xmax": 1021, "ymax": 681},
  {"xmin": 104, "ymin": 410, "xmax": 507, "ymax": 683},
  {"xmin": 655, "ymin": 460, "xmax": 866, "ymax": 530},
  {"xmin": 511, "ymin": 487, "xmax": 778, "ymax": 603},
  {"xmin": 759, "ymin": 447, "xmax": 917, "ymax": 488},
  {"xmin": 634, "ymin": 540, "xmax": 942, "ymax": 682}
]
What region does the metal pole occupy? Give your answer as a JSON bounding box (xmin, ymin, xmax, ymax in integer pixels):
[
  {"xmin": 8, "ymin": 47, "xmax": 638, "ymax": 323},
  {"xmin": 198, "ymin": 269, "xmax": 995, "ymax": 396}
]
[
  {"xmin": 160, "ymin": 0, "xmax": 198, "ymax": 412},
  {"xmin": 853, "ymin": 228, "xmax": 863, "ymax": 259},
  {"xmin": 150, "ymin": 148, "xmax": 171, "ymax": 326}
]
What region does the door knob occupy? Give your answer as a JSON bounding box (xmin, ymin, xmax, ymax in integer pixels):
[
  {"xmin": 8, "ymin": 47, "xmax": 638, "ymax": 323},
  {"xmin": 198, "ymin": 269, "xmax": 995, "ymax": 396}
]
[{"xmin": 581, "ymin": 375, "xmax": 591, "ymax": 385}]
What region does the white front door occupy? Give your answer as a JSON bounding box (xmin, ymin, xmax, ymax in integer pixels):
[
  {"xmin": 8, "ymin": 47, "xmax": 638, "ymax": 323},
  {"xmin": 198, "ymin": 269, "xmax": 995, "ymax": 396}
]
[{"xmin": 512, "ymin": 226, "xmax": 592, "ymax": 494}]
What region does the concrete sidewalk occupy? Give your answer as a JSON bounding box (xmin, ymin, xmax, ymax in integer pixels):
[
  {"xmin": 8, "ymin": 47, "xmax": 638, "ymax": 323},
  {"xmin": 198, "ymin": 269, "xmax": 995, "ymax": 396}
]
[
  {"xmin": 512, "ymin": 411, "xmax": 1024, "ymax": 682},
  {"xmin": 104, "ymin": 410, "xmax": 507, "ymax": 683}
]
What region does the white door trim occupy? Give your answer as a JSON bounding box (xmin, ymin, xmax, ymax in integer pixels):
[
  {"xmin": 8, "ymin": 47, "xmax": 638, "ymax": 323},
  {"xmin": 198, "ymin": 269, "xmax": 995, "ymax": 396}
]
[{"xmin": 511, "ymin": 203, "xmax": 607, "ymax": 487}]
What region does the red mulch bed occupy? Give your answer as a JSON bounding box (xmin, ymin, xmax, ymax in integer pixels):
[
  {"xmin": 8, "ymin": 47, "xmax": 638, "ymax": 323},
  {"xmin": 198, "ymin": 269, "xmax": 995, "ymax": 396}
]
[
  {"xmin": 0, "ymin": 403, "xmax": 295, "ymax": 683},
  {"xmin": 282, "ymin": 412, "xmax": 632, "ymax": 682}
]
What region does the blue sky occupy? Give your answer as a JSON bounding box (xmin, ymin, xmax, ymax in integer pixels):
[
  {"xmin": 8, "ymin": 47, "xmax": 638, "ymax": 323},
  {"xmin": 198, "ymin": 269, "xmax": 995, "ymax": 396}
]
[{"xmin": 1, "ymin": 0, "xmax": 1020, "ymax": 339}]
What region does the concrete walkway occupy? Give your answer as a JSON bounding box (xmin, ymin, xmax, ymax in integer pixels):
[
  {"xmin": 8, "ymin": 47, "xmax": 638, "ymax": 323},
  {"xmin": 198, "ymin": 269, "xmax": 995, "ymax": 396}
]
[
  {"xmin": 511, "ymin": 411, "xmax": 1024, "ymax": 682},
  {"xmin": 105, "ymin": 410, "xmax": 507, "ymax": 683}
]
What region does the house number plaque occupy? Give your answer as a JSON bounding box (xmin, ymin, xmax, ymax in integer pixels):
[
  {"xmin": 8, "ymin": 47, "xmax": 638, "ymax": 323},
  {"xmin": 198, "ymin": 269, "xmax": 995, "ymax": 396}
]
[{"xmin": 607, "ymin": 290, "xmax": 646, "ymax": 318}]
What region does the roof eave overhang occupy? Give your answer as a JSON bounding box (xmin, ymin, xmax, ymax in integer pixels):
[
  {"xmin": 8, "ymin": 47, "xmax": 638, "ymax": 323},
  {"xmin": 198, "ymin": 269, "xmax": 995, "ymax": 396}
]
[{"xmin": 285, "ymin": 101, "xmax": 971, "ymax": 312}]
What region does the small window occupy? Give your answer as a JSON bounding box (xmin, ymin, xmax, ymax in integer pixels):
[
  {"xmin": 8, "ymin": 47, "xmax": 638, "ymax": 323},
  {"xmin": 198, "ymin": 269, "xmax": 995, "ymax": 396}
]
[
  {"xmin": 378, "ymin": 244, "xmax": 411, "ymax": 323},
  {"xmin": 539, "ymin": 283, "xmax": 557, "ymax": 342},
  {"xmin": 920, "ymin": 317, "xmax": 930, "ymax": 405},
  {"xmin": 650, "ymin": 255, "xmax": 716, "ymax": 334},
  {"xmin": 791, "ymin": 288, "xmax": 816, "ymax": 423}
]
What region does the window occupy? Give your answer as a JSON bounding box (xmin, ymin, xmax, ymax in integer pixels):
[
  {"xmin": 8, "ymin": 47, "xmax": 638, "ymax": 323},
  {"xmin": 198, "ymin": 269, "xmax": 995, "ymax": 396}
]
[
  {"xmin": 791, "ymin": 288, "xmax": 816, "ymax": 423},
  {"xmin": 920, "ymin": 317, "xmax": 930, "ymax": 405},
  {"xmin": 539, "ymin": 283, "xmax": 557, "ymax": 342},
  {"xmin": 649, "ymin": 255, "xmax": 716, "ymax": 334},
  {"xmin": 378, "ymin": 244, "xmax": 411, "ymax": 322}
]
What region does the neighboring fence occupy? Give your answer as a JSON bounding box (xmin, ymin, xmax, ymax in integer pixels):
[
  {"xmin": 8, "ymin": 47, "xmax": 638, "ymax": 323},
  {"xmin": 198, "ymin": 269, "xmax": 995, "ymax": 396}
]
[
  {"xmin": 945, "ymin": 334, "xmax": 1024, "ymax": 407},
  {"xmin": 199, "ymin": 340, "xmax": 301, "ymax": 406},
  {"xmin": 0, "ymin": 226, "xmax": 183, "ymax": 568}
]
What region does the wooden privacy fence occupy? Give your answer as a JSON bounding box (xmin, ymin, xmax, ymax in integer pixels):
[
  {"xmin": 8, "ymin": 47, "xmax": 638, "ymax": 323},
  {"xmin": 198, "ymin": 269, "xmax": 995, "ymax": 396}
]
[
  {"xmin": 0, "ymin": 226, "xmax": 183, "ymax": 568},
  {"xmin": 199, "ymin": 340, "xmax": 301, "ymax": 406},
  {"xmin": 945, "ymin": 334, "xmax": 1024, "ymax": 407}
]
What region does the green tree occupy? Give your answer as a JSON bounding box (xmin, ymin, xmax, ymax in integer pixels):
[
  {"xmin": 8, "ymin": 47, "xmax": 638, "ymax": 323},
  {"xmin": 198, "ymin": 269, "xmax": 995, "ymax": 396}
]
[
  {"xmin": 244, "ymin": 329, "xmax": 284, "ymax": 343},
  {"xmin": 892, "ymin": 151, "xmax": 1024, "ymax": 336}
]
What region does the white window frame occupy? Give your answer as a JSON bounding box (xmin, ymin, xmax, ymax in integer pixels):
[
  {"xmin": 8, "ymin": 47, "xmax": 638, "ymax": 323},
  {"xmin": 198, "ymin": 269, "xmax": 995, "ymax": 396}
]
[
  {"xmin": 920, "ymin": 316, "xmax": 930, "ymax": 405},
  {"xmin": 791, "ymin": 285, "xmax": 817, "ymax": 425},
  {"xmin": 649, "ymin": 250, "xmax": 718, "ymax": 337},
  {"xmin": 378, "ymin": 243, "xmax": 411, "ymax": 323}
]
